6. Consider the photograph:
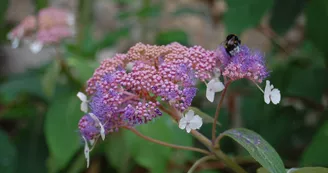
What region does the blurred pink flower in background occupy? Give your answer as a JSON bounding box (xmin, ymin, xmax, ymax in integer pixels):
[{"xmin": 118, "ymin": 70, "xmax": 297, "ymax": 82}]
[{"xmin": 7, "ymin": 7, "xmax": 75, "ymax": 53}]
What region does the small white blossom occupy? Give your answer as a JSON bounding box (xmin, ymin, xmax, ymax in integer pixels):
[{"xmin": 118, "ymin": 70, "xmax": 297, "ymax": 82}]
[
  {"xmin": 82, "ymin": 136, "xmax": 90, "ymax": 168},
  {"xmin": 179, "ymin": 110, "xmax": 203, "ymax": 133},
  {"xmin": 206, "ymin": 78, "xmax": 225, "ymax": 102},
  {"xmin": 77, "ymin": 92, "xmax": 88, "ymax": 113},
  {"xmin": 264, "ymin": 80, "xmax": 281, "ymax": 104},
  {"xmin": 89, "ymin": 113, "xmax": 106, "ymax": 140},
  {"xmin": 29, "ymin": 41, "xmax": 43, "ymax": 54}
]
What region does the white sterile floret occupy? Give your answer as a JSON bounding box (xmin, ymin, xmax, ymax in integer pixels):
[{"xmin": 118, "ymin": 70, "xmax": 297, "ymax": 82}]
[
  {"xmin": 206, "ymin": 78, "xmax": 225, "ymax": 102},
  {"xmin": 82, "ymin": 136, "xmax": 90, "ymax": 168},
  {"xmin": 29, "ymin": 41, "xmax": 43, "ymax": 54},
  {"xmin": 77, "ymin": 92, "xmax": 88, "ymax": 113},
  {"xmin": 264, "ymin": 80, "xmax": 281, "ymax": 105},
  {"xmin": 179, "ymin": 110, "xmax": 203, "ymax": 133},
  {"xmin": 89, "ymin": 113, "xmax": 106, "ymax": 140}
]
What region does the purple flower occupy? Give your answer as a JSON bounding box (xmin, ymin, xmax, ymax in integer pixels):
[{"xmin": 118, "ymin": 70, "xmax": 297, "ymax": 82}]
[{"xmin": 216, "ymin": 45, "xmax": 269, "ymax": 83}]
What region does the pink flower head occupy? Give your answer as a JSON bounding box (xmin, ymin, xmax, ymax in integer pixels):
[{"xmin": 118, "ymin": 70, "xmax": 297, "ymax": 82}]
[
  {"xmin": 7, "ymin": 7, "xmax": 75, "ymax": 53},
  {"xmin": 216, "ymin": 45, "xmax": 269, "ymax": 83},
  {"xmin": 7, "ymin": 15, "xmax": 37, "ymax": 48},
  {"xmin": 79, "ymin": 42, "xmax": 224, "ymax": 141}
]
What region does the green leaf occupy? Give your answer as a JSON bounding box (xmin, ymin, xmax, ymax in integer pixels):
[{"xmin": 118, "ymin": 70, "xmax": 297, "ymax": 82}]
[
  {"xmin": 300, "ymin": 121, "xmax": 328, "ymax": 166},
  {"xmin": 94, "ymin": 27, "xmax": 129, "ymax": 51},
  {"xmin": 0, "ymin": 102, "xmax": 38, "ymax": 119},
  {"xmin": 35, "ymin": 0, "xmax": 48, "ymax": 11},
  {"xmin": 306, "ymin": 0, "xmax": 328, "ymax": 59},
  {"xmin": 288, "ymin": 167, "xmax": 328, "ymax": 173},
  {"xmin": 285, "ymin": 67, "xmax": 328, "ymax": 104},
  {"xmin": 155, "ymin": 30, "xmax": 189, "ymax": 46},
  {"xmin": 269, "ymin": 0, "xmax": 306, "ymax": 35},
  {"xmin": 105, "ymin": 133, "xmax": 131, "ymax": 173},
  {"xmin": 0, "ymin": 130, "xmax": 16, "ymax": 173},
  {"xmin": 137, "ymin": 4, "xmax": 162, "ymax": 18},
  {"xmin": 0, "ymin": 71, "xmax": 44, "ymax": 103},
  {"xmin": 67, "ymin": 57, "xmax": 98, "ymax": 83},
  {"xmin": 44, "ymin": 90, "xmax": 83, "ymax": 171},
  {"xmin": 124, "ymin": 115, "xmax": 193, "ymax": 173},
  {"xmin": 14, "ymin": 118, "xmax": 48, "ymax": 173},
  {"xmin": 41, "ymin": 60, "xmax": 61, "ymax": 98},
  {"xmin": 258, "ymin": 167, "xmax": 328, "ymax": 173},
  {"xmin": 0, "ymin": 0, "xmax": 8, "ymax": 25},
  {"xmin": 172, "ymin": 7, "xmax": 207, "ymax": 17},
  {"xmin": 224, "ymin": 0, "xmax": 274, "ymax": 35},
  {"xmin": 187, "ymin": 107, "xmax": 221, "ymax": 126},
  {"xmin": 221, "ymin": 128, "xmax": 285, "ymax": 173},
  {"xmin": 66, "ymin": 153, "xmax": 86, "ymax": 173}
]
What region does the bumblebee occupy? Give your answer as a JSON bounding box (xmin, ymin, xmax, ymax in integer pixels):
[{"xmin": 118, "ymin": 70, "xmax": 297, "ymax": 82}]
[{"xmin": 224, "ymin": 34, "xmax": 241, "ymax": 57}]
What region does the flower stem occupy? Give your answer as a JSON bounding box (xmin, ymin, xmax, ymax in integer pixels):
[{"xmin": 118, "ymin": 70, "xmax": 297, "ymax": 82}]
[
  {"xmin": 168, "ymin": 106, "xmax": 247, "ymax": 173},
  {"xmin": 123, "ymin": 126, "xmax": 210, "ymax": 155},
  {"xmin": 187, "ymin": 155, "xmax": 216, "ymax": 173},
  {"xmin": 213, "ymin": 150, "xmax": 247, "ymax": 173},
  {"xmin": 212, "ymin": 81, "xmax": 231, "ymax": 145}
]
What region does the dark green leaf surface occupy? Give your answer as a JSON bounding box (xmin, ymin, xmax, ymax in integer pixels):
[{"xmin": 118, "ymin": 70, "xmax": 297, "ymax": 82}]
[
  {"xmin": 67, "ymin": 57, "xmax": 98, "ymax": 83},
  {"xmin": 155, "ymin": 30, "xmax": 189, "ymax": 46},
  {"xmin": 41, "ymin": 60, "xmax": 61, "ymax": 98},
  {"xmin": 222, "ymin": 128, "xmax": 285, "ymax": 173},
  {"xmin": 0, "ymin": 71, "xmax": 44, "ymax": 103},
  {"xmin": 270, "ymin": 0, "xmax": 306, "ymax": 35},
  {"xmin": 45, "ymin": 90, "xmax": 82, "ymax": 171},
  {"xmin": 224, "ymin": 0, "xmax": 274, "ymax": 35},
  {"xmin": 105, "ymin": 133, "xmax": 131, "ymax": 173},
  {"xmin": 0, "ymin": 130, "xmax": 16, "ymax": 173},
  {"xmin": 300, "ymin": 121, "xmax": 328, "ymax": 166},
  {"xmin": 306, "ymin": 0, "xmax": 328, "ymax": 61},
  {"xmin": 258, "ymin": 167, "xmax": 328, "ymax": 173}
]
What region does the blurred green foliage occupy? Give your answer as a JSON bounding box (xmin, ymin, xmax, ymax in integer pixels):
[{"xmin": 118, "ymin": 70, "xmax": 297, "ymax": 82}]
[{"xmin": 1, "ymin": 0, "xmax": 328, "ymax": 173}]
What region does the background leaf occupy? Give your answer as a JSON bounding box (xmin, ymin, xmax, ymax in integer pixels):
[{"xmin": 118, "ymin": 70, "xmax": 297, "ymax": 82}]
[
  {"xmin": 44, "ymin": 89, "xmax": 82, "ymax": 171},
  {"xmin": 0, "ymin": 70, "xmax": 44, "ymax": 103},
  {"xmin": 224, "ymin": 0, "xmax": 274, "ymax": 35},
  {"xmin": 305, "ymin": 0, "xmax": 328, "ymax": 63},
  {"xmin": 222, "ymin": 128, "xmax": 285, "ymax": 173},
  {"xmin": 41, "ymin": 60, "xmax": 61, "ymax": 98},
  {"xmin": 0, "ymin": 129, "xmax": 16, "ymax": 173},
  {"xmin": 300, "ymin": 121, "xmax": 328, "ymax": 167},
  {"xmin": 269, "ymin": 0, "xmax": 306, "ymax": 35},
  {"xmin": 155, "ymin": 30, "xmax": 189, "ymax": 46}
]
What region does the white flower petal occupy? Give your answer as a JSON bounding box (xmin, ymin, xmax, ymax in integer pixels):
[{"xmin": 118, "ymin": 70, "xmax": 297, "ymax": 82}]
[
  {"xmin": 11, "ymin": 38, "xmax": 20, "ymax": 49},
  {"xmin": 212, "ymin": 80, "xmax": 225, "ymax": 92},
  {"xmin": 206, "ymin": 88, "xmax": 215, "ymax": 102},
  {"xmin": 264, "ymin": 80, "xmax": 271, "ymax": 104},
  {"xmin": 99, "ymin": 124, "xmax": 106, "ymax": 140},
  {"xmin": 185, "ymin": 110, "xmax": 195, "ymax": 121},
  {"xmin": 189, "ymin": 115, "xmax": 203, "ymax": 129},
  {"xmin": 29, "ymin": 41, "xmax": 43, "ymax": 54},
  {"xmin": 77, "ymin": 92, "xmax": 88, "ymax": 102},
  {"xmin": 270, "ymin": 89, "xmax": 281, "ymax": 104},
  {"xmin": 186, "ymin": 126, "xmax": 192, "ymax": 133},
  {"xmin": 207, "ymin": 78, "xmax": 216, "ymax": 89},
  {"xmin": 66, "ymin": 14, "xmax": 75, "ymax": 26},
  {"xmin": 82, "ymin": 136, "xmax": 90, "ymax": 168},
  {"xmin": 179, "ymin": 117, "xmax": 187, "ymax": 129},
  {"xmin": 89, "ymin": 113, "xmax": 105, "ymax": 139},
  {"xmin": 81, "ymin": 102, "xmax": 88, "ymax": 113}
]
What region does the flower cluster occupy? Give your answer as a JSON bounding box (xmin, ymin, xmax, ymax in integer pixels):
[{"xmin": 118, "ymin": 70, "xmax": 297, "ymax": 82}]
[
  {"xmin": 216, "ymin": 45, "xmax": 269, "ymax": 83},
  {"xmin": 7, "ymin": 7, "xmax": 75, "ymax": 53},
  {"xmin": 79, "ymin": 42, "xmax": 221, "ymax": 142},
  {"xmin": 78, "ymin": 41, "xmax": 282, "ymax": 167}
]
